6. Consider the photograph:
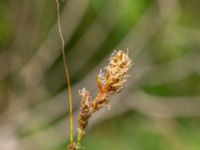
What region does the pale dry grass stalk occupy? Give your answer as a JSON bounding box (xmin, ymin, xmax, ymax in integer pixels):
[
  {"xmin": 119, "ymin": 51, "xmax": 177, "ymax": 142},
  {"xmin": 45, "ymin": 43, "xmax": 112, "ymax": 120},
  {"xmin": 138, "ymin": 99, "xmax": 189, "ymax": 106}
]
[
  {"xmin": 55, "ymin": 0, "xmax": 74, "ymax": 145},
  {"xmin": 68, "ymin": 50, "xmax": 133, "ymax": 149}
]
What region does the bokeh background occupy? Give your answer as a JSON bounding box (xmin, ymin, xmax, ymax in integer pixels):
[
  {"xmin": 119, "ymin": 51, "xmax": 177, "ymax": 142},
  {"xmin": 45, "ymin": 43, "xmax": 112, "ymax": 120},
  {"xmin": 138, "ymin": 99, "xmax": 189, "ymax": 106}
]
[{"xmin": 1, "ymin": 0, "xmax": 200, "ymax": 150}]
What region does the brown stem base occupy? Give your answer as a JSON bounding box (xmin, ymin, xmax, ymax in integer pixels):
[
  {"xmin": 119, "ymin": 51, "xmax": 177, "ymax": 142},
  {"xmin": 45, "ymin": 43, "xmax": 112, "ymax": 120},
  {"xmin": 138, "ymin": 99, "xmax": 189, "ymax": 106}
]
[{"xmin": 68, "ymin": 143, "xmax": 78, "ymax": 150}]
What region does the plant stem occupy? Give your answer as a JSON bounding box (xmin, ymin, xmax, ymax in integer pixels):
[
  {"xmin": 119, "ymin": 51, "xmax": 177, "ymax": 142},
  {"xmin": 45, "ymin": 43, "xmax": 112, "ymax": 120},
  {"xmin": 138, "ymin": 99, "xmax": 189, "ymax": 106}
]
[{"xmin": 55, "ymin": 0, "xmax": 74, "ymax": 144}]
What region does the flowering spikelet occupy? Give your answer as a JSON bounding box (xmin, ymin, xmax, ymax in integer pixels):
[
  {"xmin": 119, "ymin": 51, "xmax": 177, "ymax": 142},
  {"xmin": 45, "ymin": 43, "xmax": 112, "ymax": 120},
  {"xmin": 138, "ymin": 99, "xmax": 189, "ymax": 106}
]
[
  {"xmin": 93, "ymin": 50, "xmax": 132, "ymax": 111},
  {"xmin": 77, "ymin": 88, "xmax": 92, "ymax": 144},
  {"xmin": 69, "ymin": 50, "xmax": 132, "ymax": 150},
  {"xmin": 97, "ymin": 50, "xmax": 132, "ymax": 93}
]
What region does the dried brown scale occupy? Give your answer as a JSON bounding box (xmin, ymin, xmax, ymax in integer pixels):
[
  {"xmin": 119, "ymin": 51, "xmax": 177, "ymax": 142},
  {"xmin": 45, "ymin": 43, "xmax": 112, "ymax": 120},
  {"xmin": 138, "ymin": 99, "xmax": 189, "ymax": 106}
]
[
  {"xmin": 68, "ymin": 142, "xmax": 78, "ymax": 150},
  {"xmin": 91, "ymin": 93, "xmax": 108, "ymax": 112},
  {"xmin": 69, "ymin": 50, "xmax": 132, "ymax": 149}
]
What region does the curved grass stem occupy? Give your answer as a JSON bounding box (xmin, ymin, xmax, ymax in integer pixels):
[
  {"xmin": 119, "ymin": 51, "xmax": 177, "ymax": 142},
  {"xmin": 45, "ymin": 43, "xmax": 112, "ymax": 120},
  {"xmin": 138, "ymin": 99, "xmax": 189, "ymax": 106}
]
[{"xmin": 55, "ymin": 0, "xmax": 74, "ymax": 144}]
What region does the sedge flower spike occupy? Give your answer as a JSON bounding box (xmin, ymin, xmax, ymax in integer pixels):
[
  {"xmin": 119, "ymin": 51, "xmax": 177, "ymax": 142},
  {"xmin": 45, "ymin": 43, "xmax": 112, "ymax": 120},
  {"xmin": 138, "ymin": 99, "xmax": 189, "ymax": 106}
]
[
  {"xmin": 68, "ymin": 50, "xmax": 133, "ymax": 150},
  {"xmin": 97, "ymin": 50, "xmax": 132, "ymax": 94}
]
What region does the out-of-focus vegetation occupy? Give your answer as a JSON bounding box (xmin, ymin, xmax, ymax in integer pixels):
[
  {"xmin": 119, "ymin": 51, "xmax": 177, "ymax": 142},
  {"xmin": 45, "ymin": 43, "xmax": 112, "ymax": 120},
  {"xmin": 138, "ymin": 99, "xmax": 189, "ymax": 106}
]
[{"xmin": 0, "ymin": 0, "xmax": 200, "ymax": 150}]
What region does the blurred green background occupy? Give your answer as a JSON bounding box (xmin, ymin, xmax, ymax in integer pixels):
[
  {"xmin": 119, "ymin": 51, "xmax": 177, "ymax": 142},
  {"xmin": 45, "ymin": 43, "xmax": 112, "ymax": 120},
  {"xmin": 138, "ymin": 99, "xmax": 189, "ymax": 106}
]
[{"xmin": 0, "ymin": 0, "xmax": 200, "ymax": 150}]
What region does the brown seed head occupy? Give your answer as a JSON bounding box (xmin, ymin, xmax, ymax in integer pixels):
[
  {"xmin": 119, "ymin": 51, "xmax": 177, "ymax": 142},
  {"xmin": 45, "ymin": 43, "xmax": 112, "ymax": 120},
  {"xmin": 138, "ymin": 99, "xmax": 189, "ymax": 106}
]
[
  {"xmin": 78, "ymin": 88, "xmax": 92, "ymax": 129},
  {"xmin": 97, "ymin": 50, "xmax": 132, "ymax": 94}
]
